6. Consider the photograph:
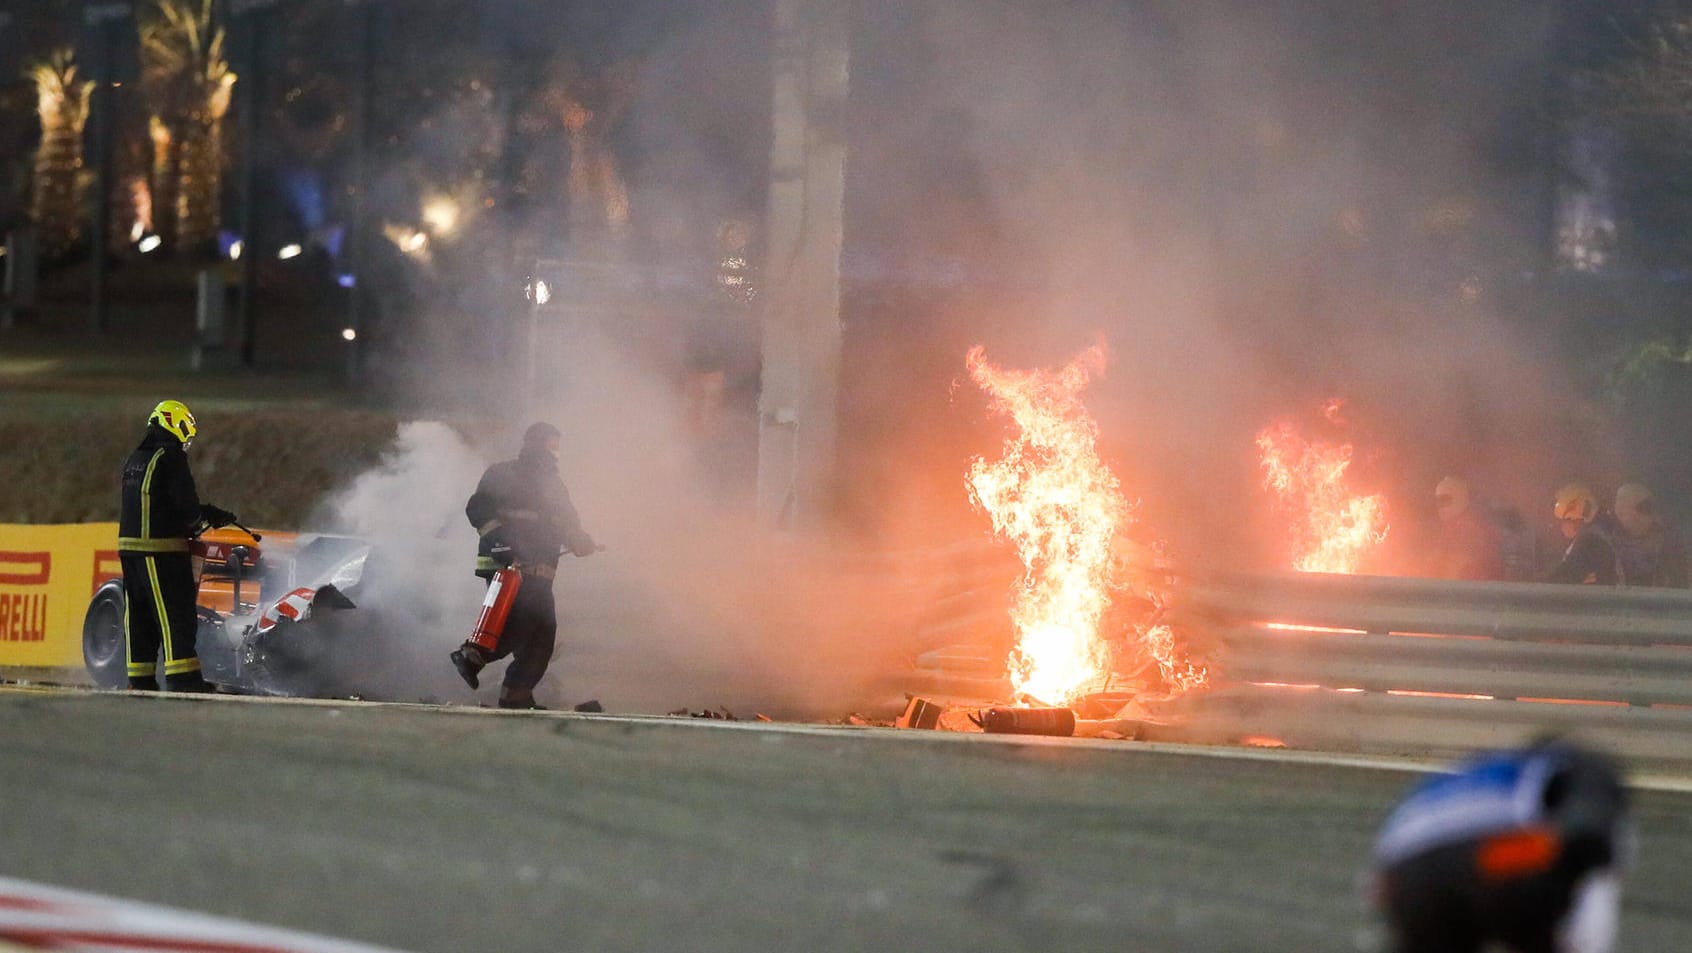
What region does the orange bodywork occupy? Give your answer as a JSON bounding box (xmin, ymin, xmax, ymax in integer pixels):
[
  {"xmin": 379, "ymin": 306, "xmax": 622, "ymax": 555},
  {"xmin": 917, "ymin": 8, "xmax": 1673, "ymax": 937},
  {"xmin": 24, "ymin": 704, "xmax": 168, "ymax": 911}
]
[{"xmin": 192, "ymin": 527, "xmax": 296, "ymax": 616}]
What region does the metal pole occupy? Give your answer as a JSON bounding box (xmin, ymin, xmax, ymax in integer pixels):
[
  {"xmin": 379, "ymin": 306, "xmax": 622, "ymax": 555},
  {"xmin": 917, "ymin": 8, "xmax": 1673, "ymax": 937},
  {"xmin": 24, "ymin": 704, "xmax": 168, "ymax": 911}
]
[
  {"xmin": 233, "ymin": 0, "xmax": 276, "ymax": 367},
  {"xmin": 85, "ymin": 6, "xmax": 130, "ymax": 333},
  {"xmin": 0, "ymin": 11, "xmax": 14, "ymax": 330},
  {"xmin": 526, "ymin": 289, "xmax": 540, "ymax": 409},
  {"xmin": 344, "ymin": 0, "xmax": 376, "ymax": 380},
  {"xmin": 756, "ymin": 0, "xmax": 850, "ymax": 531}
]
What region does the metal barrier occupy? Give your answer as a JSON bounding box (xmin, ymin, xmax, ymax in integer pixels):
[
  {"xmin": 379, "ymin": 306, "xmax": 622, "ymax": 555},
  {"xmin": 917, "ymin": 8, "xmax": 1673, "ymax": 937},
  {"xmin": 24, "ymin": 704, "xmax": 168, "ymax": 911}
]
[
  {"xmin": 891, "ymin": 556, "xmax": 1692, "ymax": 769},
  {"xmin": 1155, "ymin": 572, "xmax": 1692, "ymax": 768}
]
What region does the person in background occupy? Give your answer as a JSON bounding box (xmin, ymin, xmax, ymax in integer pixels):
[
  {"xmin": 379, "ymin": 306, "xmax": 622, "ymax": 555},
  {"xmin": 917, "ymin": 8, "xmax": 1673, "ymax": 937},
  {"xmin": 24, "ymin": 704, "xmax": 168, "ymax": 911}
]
[
  {"xmin": 449, "ymin": 422, "xmax": 599, "ymax": 710},
  {"xmin": 1431, "ymin": 476, "xmax": 1504, "ymax": 581},
  {"xmin": 1545, "ymin": 483, "xmax": 1623, "ymax": 586},
  {"xmin": 118, "ymin": 400, "xmax": 238, "ymax": 691},
  {"xmin": 1490, "ymin": 502, "xmax": 1539, "ymax": 583},
  {"xmin": 1371, "ymin": 738, "xmax": 1632, "ymax": 953},
  {"xmin": 1610, "ymin": 483, "xmax": 1688, "ymax": 589}
]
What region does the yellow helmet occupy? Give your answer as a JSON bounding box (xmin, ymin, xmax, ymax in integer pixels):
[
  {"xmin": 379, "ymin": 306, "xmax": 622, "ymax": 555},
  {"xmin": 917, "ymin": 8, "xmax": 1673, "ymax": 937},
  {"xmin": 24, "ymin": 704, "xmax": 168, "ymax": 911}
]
[
  {"xmin": 149, "ymin": 399, "xmax": 197, "ymax": 447},
  {"xmin": 1553, "ymin": 482, "xmax": 1595, "ymax": 523}
]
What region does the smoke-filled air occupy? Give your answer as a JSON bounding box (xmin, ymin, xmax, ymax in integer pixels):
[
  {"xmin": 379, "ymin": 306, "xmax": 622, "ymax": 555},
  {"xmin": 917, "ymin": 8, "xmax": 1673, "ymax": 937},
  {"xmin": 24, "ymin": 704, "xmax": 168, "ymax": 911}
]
[{"xmin": 298, "ymin": 1, "xmax": 1673, "ymax": 713}]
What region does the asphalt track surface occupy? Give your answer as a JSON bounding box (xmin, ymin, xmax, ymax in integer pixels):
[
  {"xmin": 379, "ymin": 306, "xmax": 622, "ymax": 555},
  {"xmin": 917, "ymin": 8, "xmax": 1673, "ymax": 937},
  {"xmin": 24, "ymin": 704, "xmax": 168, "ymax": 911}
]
[{"xmin": 0, "ymin": 690, "xmax": 1687, "ymax": 953}]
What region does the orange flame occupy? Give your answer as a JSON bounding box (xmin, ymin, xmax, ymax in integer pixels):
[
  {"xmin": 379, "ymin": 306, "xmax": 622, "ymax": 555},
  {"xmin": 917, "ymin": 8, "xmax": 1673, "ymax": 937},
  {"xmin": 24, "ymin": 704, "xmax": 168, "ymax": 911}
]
[
  {"xmin": 967, "ymin": 344, "xmax": 1205, "ymax": 704},
  {"xmin": 1256, "ymin": 402, "xmax": 1387, "ymax": 574}
]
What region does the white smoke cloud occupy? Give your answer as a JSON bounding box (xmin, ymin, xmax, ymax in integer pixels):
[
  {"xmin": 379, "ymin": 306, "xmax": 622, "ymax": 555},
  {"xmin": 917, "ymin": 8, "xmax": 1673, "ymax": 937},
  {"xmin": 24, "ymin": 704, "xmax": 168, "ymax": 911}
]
[
  {"xmin": 314, "ymin": 421, "xmax": 490, "ymax": 703},
  {"xmin": 319, "ymin": 328, "xmax": 912, "ymax": 717}
]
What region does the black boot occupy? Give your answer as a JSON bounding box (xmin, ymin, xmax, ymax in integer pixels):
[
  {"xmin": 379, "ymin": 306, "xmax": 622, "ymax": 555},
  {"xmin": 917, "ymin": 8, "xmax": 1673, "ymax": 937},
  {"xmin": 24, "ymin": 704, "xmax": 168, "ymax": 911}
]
[
  {"xmin": 450, "ymin": 644, "xmax": 487, "ymax": 690},
  {"xmin": 498, "ymin": 689, "xmax": 546, "ymax": 710},
  {"xmin": 165, "ymin": 671, "xmax": 213, "ymax": 693},
  {"xmin": 128, "ymin": 675, "xmax": 160, "ymax": 692}
]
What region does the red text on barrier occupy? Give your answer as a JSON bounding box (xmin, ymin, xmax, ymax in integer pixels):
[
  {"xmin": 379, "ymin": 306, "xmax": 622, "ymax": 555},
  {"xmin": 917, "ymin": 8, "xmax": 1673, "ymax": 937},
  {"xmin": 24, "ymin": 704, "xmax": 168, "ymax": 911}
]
[
  {"xmin": 0, "ymin": 593, "xmax": 47, "ymax": 642},
  {"xmin": 92, "ymin": 550, "xmax": 121, "ymax": 597},
  {"xmin": 0, "ymin": 552, "xmax": 50, "ymax": 586}
]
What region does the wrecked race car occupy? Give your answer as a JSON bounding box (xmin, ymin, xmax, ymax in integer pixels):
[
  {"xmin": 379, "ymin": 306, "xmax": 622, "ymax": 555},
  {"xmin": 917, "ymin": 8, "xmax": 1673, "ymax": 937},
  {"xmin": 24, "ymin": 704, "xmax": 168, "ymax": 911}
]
[{"xmin": 81, "ymin": 527, "xmax": 372, "ymax": 696}]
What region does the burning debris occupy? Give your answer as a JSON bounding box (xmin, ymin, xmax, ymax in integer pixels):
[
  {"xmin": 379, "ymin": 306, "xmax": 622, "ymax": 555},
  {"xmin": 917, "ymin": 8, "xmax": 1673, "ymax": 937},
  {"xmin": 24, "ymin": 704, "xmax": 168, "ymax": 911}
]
[
  {"xmin": 966, "ymin": 343, "xmax": 1126, "ymax": 706},
  {"xmin": 964, "ymin": 343, "xmax": 1207, "ymax": 715},
  {"xmin": 1256, "ymin": 399, "xmax": 1388, "ymax": 574},
  {"xmin": 896, "ymin": 696, "xmax": 944, "ymax": 729},
  {"xmin": 967, "ymin": 706, "xmax": 1077, "ymax": 737},
  {"xmin": 891, "ymin": 695, "xmax": 1148, "ymax": 739}
]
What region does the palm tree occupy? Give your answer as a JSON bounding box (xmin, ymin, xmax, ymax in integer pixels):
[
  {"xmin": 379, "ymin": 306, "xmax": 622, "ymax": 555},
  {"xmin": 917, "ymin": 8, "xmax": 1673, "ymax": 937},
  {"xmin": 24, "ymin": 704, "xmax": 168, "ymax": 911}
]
[
  {"xmin": 28, "ymin": 48, "xmax": 93, "ymax": 258},
  {"xmin": 140, "ymin": 0, "xmax": 235, "ymax": 254}
]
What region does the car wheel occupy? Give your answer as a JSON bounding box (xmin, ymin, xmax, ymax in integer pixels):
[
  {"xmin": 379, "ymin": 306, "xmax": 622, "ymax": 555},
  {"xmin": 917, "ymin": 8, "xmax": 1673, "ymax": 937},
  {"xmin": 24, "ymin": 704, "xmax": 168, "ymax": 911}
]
[{"xmin": 82, "ymin": 581, "xmax": 129, "ymax": 690}]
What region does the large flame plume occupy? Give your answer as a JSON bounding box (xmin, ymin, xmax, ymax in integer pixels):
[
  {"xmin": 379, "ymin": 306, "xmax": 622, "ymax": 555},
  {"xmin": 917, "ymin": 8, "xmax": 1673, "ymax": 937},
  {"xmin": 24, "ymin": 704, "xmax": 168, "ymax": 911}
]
[
  {"xmin": 965, "ymin": 344, "xmax": 1127, "ymax": 705},
  {"xmin": 1256, "ymin": 399, "xmax": 1388, "ymax": 574}
]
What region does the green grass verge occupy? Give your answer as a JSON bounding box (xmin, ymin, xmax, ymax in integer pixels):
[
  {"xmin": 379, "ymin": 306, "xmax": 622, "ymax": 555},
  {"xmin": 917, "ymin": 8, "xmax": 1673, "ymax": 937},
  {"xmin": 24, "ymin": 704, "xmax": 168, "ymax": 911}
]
[
  {"xmin": 1, "ymin": 293, "xmax": 418, "ymax": 527},
  {"xmin": 0, "ymin": 407, "xmax": 401, "ymax": 526}
]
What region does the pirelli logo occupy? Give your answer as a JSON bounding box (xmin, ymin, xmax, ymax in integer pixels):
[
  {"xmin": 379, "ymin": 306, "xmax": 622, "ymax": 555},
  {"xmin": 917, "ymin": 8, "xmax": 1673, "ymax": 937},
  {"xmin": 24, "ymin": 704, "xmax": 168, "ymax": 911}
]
[
  {"xmin": 0, "ymin": 551, "xmax": 49, "ymax": 586},
  {"xmin": 0, "ymin": 593, "xmax": 46, "ymax": 642},
  {"xmin": 0, "ymin": 551, "xmax": 51, "ymax": 643},
  {"xmin": 0, "ymin": 526, "xmax": 122, "ymax": 667},
  {"xmin": 92, "ymin": 549, "xmax": 121, "ymax": 596}
]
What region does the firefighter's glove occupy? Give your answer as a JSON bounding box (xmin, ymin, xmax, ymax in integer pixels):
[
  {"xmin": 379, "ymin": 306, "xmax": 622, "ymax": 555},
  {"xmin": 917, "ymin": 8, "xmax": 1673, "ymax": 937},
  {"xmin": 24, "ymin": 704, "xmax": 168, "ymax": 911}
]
[
  {"xmin": 488, "ymin": 539, "xmax": 517, "ymax": 568},
  {"xmin": 566, "ymin": 530, "xmax": 599, "ymax": 558},
  {"xmin": 201, "ymin": 504, "xmax": 238, "ymax": 529}
]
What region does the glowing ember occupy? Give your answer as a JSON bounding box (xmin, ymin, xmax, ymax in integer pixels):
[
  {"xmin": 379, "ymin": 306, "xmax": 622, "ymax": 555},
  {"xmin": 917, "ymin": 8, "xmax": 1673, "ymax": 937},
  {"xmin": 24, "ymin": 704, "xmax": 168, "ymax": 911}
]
[{"xmin": 1256, "ymin": 401, "xmax": 1387, "ymax": 574}]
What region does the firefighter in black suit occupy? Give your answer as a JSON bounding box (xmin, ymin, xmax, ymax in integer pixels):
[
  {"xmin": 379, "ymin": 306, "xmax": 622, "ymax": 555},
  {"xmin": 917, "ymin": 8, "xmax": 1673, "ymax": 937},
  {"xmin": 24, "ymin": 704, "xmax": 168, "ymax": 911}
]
[{"xmin": 118, "ymin": 400, "xmax": 236, "ymax": 691}]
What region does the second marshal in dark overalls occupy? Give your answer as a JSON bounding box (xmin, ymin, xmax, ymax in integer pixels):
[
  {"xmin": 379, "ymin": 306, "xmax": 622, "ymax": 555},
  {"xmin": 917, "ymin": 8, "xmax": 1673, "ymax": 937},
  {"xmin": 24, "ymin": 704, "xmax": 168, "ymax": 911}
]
[{"xmin": 450, "ymin": 422, "xmax": 598, "ymax": 709}]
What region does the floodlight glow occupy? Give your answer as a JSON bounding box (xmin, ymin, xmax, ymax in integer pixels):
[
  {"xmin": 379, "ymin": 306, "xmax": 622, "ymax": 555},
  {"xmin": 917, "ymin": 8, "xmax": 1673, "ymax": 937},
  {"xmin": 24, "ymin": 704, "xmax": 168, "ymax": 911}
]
[
  {"xmin": 138, "ymin": 235, "xmax": 163, "ymax": 254},
  {"xmin": 422, "ymin": 195, "xmax": 461, "ymax": 236},
  {"xmin": 278, "ymin": 243, "xmax": 303, "ymax": 260}
]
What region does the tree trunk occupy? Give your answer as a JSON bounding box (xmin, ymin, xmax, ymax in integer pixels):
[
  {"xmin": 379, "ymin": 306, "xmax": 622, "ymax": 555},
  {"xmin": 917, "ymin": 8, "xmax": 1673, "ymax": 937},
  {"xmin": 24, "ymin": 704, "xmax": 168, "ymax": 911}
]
[
  {"xmin": 30, "ymin": 69, "xmax": 92, "ymax": 258},
  {"xmin": 150, "ymin": 116, "xmax": 180, "ymax": 248},
  {"xmin": 175, "ymin": 113, "xmax": 223, "ymax": 253}
]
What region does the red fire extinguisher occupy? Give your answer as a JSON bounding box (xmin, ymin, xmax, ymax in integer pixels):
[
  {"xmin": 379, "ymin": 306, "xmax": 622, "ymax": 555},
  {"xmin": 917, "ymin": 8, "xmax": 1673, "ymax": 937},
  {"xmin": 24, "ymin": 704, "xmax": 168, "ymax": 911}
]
[{"xmin": 467, "ymin": 567, "xmax": 523, "ymax": 653}]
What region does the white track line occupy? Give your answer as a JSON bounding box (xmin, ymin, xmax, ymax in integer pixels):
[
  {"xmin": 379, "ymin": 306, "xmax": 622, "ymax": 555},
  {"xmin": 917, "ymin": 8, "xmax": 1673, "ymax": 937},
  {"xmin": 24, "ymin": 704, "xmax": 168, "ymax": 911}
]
[{"xmin": 0, "ymin": 874, "xmax": 408, "ymax": 952}]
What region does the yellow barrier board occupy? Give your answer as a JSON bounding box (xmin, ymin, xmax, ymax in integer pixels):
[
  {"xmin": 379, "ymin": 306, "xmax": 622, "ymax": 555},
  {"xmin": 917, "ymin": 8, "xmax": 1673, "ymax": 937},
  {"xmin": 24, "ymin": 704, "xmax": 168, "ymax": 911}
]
[{"xmin": 0, "ymin": 523, "xmax": 121, "ymax": 669}]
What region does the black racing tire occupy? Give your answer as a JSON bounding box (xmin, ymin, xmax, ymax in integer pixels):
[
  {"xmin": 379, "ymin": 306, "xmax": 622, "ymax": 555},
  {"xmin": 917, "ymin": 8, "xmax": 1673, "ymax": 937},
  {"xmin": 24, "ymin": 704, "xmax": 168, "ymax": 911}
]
[{"xmin": 82, "ymin": 581, "xmax": 129, "ymax": 690}]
